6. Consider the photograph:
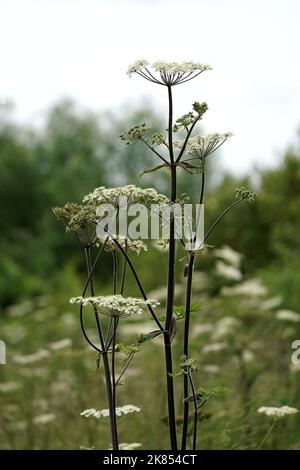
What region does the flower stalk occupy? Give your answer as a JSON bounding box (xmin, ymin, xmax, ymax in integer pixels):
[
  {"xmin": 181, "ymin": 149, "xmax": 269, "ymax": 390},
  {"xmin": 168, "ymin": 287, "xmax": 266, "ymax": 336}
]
[{"xmin": 53, "ymin": 59, "xmax": 257, "ymax": 451}]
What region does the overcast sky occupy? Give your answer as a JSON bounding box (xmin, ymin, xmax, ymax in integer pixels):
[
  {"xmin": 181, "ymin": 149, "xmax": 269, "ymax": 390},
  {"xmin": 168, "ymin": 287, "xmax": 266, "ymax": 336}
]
[{"xmin": 1, "ymin": 0, "xmax": 300, "ymax": 173}]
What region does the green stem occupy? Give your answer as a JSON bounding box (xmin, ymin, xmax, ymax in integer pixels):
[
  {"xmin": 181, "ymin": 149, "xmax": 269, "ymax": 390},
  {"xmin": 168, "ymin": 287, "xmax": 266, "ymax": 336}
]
[
  {"xmin": 204, "ymin": 198, "xmax": 242, "ymax": 244},
  {"xmin": 116, "ymin": 353, "xmax": 134, "ymax": 386},
  {"xmin": 258, "ymin": 420, "xmax": 277, "ymax": 450}
]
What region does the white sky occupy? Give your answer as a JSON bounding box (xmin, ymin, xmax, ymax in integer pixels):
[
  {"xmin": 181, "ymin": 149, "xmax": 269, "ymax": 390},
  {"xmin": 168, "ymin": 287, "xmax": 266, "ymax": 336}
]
[{"xmin": 1, "ymin": 0, "xmax": 300, "ymax": 173}]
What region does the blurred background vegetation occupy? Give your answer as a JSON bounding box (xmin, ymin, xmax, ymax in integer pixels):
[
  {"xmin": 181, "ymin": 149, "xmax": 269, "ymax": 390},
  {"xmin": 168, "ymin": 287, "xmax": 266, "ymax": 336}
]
[{"xmin": 0, "ymin": 100, "xmax": 300, "ymax": 449}]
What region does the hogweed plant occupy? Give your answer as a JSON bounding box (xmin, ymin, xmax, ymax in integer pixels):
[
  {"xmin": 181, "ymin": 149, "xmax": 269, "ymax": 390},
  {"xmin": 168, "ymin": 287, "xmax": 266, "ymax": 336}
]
[{"xmin": 53, "ymin": 60, "xmax": 256, "ymax": 450}]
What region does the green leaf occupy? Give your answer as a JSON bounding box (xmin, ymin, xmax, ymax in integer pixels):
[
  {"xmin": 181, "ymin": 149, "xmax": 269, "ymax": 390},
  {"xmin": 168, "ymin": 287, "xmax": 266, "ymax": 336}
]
[
  {"xmin": 139, "ymin": 164, "xmax": 169, "ymax": 177},
  {"xmin": 184, "ymin": 385, "xmax": 228, "ymax": 405},
  {"xmin": 136, "ymin": 330, "xmax": 163, "ymax": 344},
  {"xmin": 173, "ymin": 303, "xmax": 202, "ymax": 320},
  {"xmin": 115, "ymin": 343, "xmax": 142, "ymax": 356},
  {"xmin": 190, "ymin": 303, "xmax": 202, "ymax": 313}
]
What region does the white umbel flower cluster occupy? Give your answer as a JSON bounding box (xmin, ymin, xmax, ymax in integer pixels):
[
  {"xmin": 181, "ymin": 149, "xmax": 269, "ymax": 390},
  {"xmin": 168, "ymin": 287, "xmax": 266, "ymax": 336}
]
[
  {"xmin": 97, "ymin": 236, "xmax": 147, "ymax": 255},
  {"xmin": 177, "ymin": 133, "xmax": 233, "ymax": 160},
  {"xmin": 48, "ymin": 338, "xmax": 73, "ymax": 351},
  {"xmin": 13, "ymin": 349, "xmax": 50, "ymax": 365},
  {"xmin": 80, "ymin": 405, "xmax": 141, "ymax": 418},
  {"xmin": 70, "ymin": 295, "xmax": 160, "ymax": 318},
  {"xmin": 221, "ymin": 279, "xmax": 267, "ymax": 298},
  {"xmin": 127, "ymin": 59, "xmax": 149, "ymax": 76},
  {"xmin": 33, "ymin": 413, "xmax": 56, "ymax": 425},
  {"xmin": 54, "ymin": 185, "xmax": 168, "ymax": 252},
  {"xmin": 153, "ymin": 61, "xmax": 210, "ymax": 74},
  {"xmin": 0, "ymin": 381, "xmax": 21, "ymax": 393},
  {"xmin": 214, "ymin": 245, "xmax": 242, "ymax": 268},
  {"xmin": 127, "ymin": 60, "xmax": 211, "ymax": 86},
  {"xmin": 109, "ymin": 443, "xmax": 142, "ymax": 450},
  {"xmin": 212, "ymin": 316, "xmax": 241, "ymax": 340},
  {"xmin": 202, "ymin": 342, "xmax": 227, "ymax": 354},
  {"xmin": 260, "ymin": 296, "xmax": 282, "ymax": 311},
  {"xmin": 257, "ymin": 406, "xmax": 298, "ymax": 418},
  {"xmin": 275, "ymin": 309, "xmax": 300, "ymax": 322},
  {"xmin": 83, "ymin": 184, "xmax": 168, "ymax": 206},
  {"xmin": 215, "ymin": 260, "xmax": 242, "ymax": 281}
]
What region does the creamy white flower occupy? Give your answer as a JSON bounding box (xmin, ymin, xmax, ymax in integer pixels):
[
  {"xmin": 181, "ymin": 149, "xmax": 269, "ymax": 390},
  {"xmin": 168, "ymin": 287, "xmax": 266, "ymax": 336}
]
[
  {"xmin": 97, "ymin": 236, "xmax": 147, "ymax": 255},
  {"xmin": 83, "ymin": 185, "xmax": 168, "ymax": 206},
  {"xmin": 0, "ymin": 381, "xmax": 21, "ymax": 393},
  {"xmin": 2, "ymin": 324, "xmax": 28, "ymax": 343},
  {"xmin": 190, "ymin": 271, "xmax": 209, "ymax": 292},
  {"xmin": 214, "ymin": 245, "xmax": 242, "ymax": 267},
  {"xmin": 275, "ymin": 309, "xmax": 300, "ymax": 322},
  {"xmin": 154, "ymin": 61, "xmax": 210, "ymax": 75},
  {"xmin": 33, "ymin": 413, "xmax": 56, "ymax": 425},
  {"xmin": 190, "ymin": 323, "xmax": 214, "ymax": 338},
  {"xmin": 51, "ymin": 381, "xmax": 73, "ymax": 394},
  {"xmin": 221, "ymin": 279, "xmax": 267, "ymax": 297},
  {"xmin": 49, "ymin": 338, "xmax": 73, "ymax": 351},
  {"xmin": 202, "ymin": 342, "xmax": 227, "ymax": 353},
  {"xmin": 215, "ymin": 261, "xmax": 242, "ymax": 281},
  {"xmin": 260, "ymin": 296, "xmax": 282, "ymax": 310},
  {"xmin": 70, "ymin": 295, "xmax": 160, "ymax": 318},
  {"xmin": 147, "ymin": 286, "xmax": 167, "ymax": 301},
  {"xmin": 108, "ymin": 443, "xmax": 142, "ymax": 450},
  {"xmin": 80, "ymin": 408, "xmax": 97, "ymax": 418},
  {"xmin": 127, "ymin": 59, "xmax": 211, "ymax": 85},
  {"xmin": 202, "ymin": 364, "xmax": 220, "ymax": 374},
  {"xmin": 81, "ymin": 405, "xmax": 141, "ymax": 418},
  {"xmin": 118, "ymin": 443, "xmax": 142, "ymax": 450},
  {"xmin": 212, "ymin": 317, "xmax": 241, "ymax": 340},
  {"xmin": 257, "ymin": 406, "xmax": 298, "ymax": 418},
  {"xmin": 177, "ymin": 133, "xmax": 233, "ymax": 160},
  {"xmin": 147, "ymin": 283, "xmax": 183, "ymax": 302},
  {"xmin": 117, "ymin": 405, "xmax": 141, "ymax": 416},
  {"xmin": 5, "ymin": 300, "xmax": 32, "ymax": 317},
  {"xmin": 127, "ymin": 59, "xmax": 149, "ymax": 76},
  {"xmin": 13, "ymin": 349, "xmax": 50, "ymax": 365},
  {"xmin": 242, "ymin": 349, "xmax": 255, "ymax": 363},
  {"xmin": 19, "ymin": 367, "xmax": 48, "ymax": 378}
]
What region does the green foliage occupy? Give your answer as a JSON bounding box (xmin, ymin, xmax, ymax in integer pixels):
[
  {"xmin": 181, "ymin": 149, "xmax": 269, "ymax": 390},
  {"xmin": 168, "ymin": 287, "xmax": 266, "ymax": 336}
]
[
  {"xmin": 173, "ymin": 303, "xmax": 202, "ymax": 320},
  {"xmin": 170, "ymin": 355, "xmax": 198, "ymax": 377},
  {"xmin": 173, "ymin": 102, "xmax": 208, "ymax": 133},
  {"xmin": 184, "ymin": 386, "xmax": 228, "ymax": 406}
]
